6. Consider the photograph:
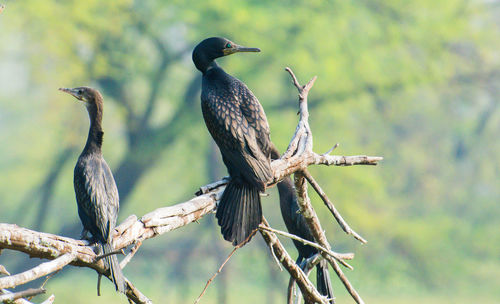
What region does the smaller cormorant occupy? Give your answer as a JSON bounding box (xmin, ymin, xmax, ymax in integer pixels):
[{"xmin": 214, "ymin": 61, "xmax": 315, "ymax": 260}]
[
  {"xmin": 192, "ymin": 37, "xmax": 273, "ymax": 246},
  {"xmin": 59, "ymin": 86, "xmax": 126, "ymax": 293},
  {"xmin": 271, "ymin": 147, "xmax": 335, "ymax": 303}
]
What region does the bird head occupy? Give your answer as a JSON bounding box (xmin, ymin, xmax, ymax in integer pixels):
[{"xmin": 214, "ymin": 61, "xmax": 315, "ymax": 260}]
[
  {"xmin": 192, "ymin": 37, "xmax": 260, "ymax": 72},
  {"xmin": 59, "ymin": 87, "xmax": 102, "ymax": 106}
]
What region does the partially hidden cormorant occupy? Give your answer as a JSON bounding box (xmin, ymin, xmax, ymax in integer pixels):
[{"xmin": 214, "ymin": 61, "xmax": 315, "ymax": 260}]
[
  {"xmin": 192, "ymin": 37, "xmax": 273, "ymax": 246},
  {"xmin": 59, "ymin": 87, "xmax": 126, "ymax": 293},
  {"xmin": 271, "ymin": 147, "xmax": 335, "ymax": 303}
]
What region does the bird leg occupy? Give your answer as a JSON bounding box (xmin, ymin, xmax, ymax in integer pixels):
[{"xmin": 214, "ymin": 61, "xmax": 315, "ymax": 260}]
[{"xmin": 97, "ymin": 274, "xmax": 102, "ymax": 296}]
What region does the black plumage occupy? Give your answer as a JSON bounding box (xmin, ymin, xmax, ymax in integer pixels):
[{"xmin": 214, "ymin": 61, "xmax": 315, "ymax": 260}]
[
  {"xmin": 192, "ymin": 37, "xmax": 272, "ymax": 246},
  {"xmin": 271, "ymin": 147, "xmax": 335, "ymax": 303},
  {"xmin": 59, "ymin": 87, "xmax": 126, "ymax": 293}
]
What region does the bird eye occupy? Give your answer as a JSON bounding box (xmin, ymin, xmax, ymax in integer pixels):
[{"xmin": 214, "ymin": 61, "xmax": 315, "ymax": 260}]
[
  {"xmin": 226, "ymin": 43, "xmax": 232, "ymax": 48},
  {"xmin": 78, "ymin": 89, "xmax": 83, "ymax": 95}
]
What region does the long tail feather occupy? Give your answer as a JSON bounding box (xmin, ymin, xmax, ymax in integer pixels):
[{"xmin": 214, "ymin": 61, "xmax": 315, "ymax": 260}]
[
  {"xmin": 102, "ymin": 243, "xmax": 126, "ymax": 294},
  {"xmin": 317, "ymin": 259, "xmax": 335, "ymax": 303},
  {"xmin": 216, "ymin": 179, "xmax": 262, "ymax": 246}
]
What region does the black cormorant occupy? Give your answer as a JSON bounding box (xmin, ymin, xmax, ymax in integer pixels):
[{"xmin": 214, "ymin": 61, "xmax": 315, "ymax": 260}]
[
  {"xmin": 192, "ymin": 37, "xmax": 273, "ymax": 246},
  {"xmin": 59, "ymin": 86, "xmax": 126, "ymax": 293},
  {"xmin": 271, "ymin": 147, "xmax": 335, "ymax": 303}
]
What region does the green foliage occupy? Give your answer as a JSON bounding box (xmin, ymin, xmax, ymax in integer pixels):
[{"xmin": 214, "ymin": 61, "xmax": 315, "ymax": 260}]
[{"xmin": 1, "ymin": 0, "xmax": 499, "ymax": 303}]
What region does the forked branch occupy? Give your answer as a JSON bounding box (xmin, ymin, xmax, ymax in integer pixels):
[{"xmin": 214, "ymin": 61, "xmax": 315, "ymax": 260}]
[
  {"xmin": 278, "ymin": 67, "xmax": 375, "ymax": 304},
  {"xmin": 0, "ymin": 67, "xmax": 381, "ymax": 304}
]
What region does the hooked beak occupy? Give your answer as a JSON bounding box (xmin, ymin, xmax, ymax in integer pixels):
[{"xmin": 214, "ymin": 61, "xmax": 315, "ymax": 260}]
[
  {"xmin": 59, "ymin": 87, "xmax": 83, "ymax": 101},
  {"xmin": 223, "ymin": 44, "xmax": 261, "ymax": 56},
  {"xmin": 234, "ymin": 44, "xmax": 261, "ymax": 53}
]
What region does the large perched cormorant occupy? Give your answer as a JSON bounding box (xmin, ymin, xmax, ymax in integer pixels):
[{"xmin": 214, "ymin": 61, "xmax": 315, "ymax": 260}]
[
  {"xmin": 192, "ymin": 37, "xmax": 273, "ymax": 246},
  {"xmin": 59, "ymin": 87, "xmax": 126, "ymax": 293},
  {"xmin": 271, "ymin": 147, "xmax": 335, "ymax": 303}
]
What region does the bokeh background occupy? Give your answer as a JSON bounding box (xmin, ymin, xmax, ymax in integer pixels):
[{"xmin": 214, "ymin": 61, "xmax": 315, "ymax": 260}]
[{"xmin": 1, "ymin": 1, "xmax": 499, "ymax": 303}]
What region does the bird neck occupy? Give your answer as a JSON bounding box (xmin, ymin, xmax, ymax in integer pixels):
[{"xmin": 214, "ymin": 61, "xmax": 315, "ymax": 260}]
[
  {"xmin": 204, "ymin": 61, "xmax": 219, "ymax": 74},
  {"xmin": 84, "ymin": 100, "xmax": 104, "ymax": 153},
  {"xmin": 193, "ymin": 50, "xmax": 220, "ymax": 74}
]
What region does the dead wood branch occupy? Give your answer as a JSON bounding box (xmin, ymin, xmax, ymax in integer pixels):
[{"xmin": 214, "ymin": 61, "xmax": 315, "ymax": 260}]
[
  {"xmin": 0, "ymin": 289, "xmax": 54, "ymax": 304},
  {"xmin": 0, "ymin": 287, "xmax": 45, "ymax": 302},
  {"xmin": 120, "ymin": 241, "xmax": 142, "ymax": 269},
  {"xmin": 124, "ymin": 278, "xmax": 152, "ymax": 304},
  {"xmin": 259, "ymin": 218, "xmax": 327, "ymax": 304},
  {"xmin": 0, "ymin": 67, "xmax": 381, "ymax": 303},
  {"xmin": 281, "ymin": 67, "xmax": 372, "ymax": 304},
  {"xmin": 295, "ymin": 172, "xmax": 364, "ymax": 304},
  {"xmin": 258, "ymin": 225, "xmax": 354, "ymax": 269},
  {"xmin": 302, "ymin": 169, "xmax": 367, "ymax": 243},
  {"xmin": 287, "ymin": 254, "xmax": 322, "ymax": 304},
  {"xmin": 0, "ymin": 253, "xmax": 76, "ymax": 289}
]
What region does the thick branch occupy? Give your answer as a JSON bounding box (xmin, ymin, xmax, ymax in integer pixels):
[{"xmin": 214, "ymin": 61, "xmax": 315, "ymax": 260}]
[
  {"xmin": 0, "ymin": 190, "xmax": 219, "ymax": 270},
  {"xmin": 0, "ymin": 67, "xmax": 382, "ymax": 304}
]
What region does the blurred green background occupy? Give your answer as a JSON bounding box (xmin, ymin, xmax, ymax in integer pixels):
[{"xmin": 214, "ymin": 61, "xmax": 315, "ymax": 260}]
[{"xmin": 1, "ymin": 0, "xmax": 499, "ymax": 303}]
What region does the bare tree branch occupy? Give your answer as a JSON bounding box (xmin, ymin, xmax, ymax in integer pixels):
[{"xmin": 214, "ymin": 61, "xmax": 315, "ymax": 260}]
[
  {"xmin": 258, "ymin": 225, "xmax": 354, "ymax": 269},
  {"xmin": 120, "ymin": 241, "xmax": 142, "ymax": 270},
  {"xmin": 282, "ymin": 67, "xmax": 368, "ymax": 303},
  {"xmin": 295, "ymin": 172, "xmax": 364, "ymax": 304},
  {"xmin": 0, "ymin": 288, "xmax": 45, "ymax": 302},
  {"xmin": 0, "ymin": 253, "xmax": 76, "ymax": 289},
  {"xmin": 0, "ymin": 67, "xmax": 382, "ymax": 303},
  {"xmin": 287, "ymin": 254, "xmax": 323, "ymax": 304},
  {"xmin": 124, "ymin": 278, "xmax": 152, "ymax": 304},
  {"xmin": 302, "ymin": 169, "xmax": 367, "ymax": 244},
  {"xmin": 259, "ymin": 218, "xmax": 327, "ymax": 304}
]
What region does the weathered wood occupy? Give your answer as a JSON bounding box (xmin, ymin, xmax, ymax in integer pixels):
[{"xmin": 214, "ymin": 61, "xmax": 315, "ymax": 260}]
[
  {"xmin": 0, "ymin": 253, "xmax": 75, "ymax": 289},
  {"xmin": 284, "ymin": 67, "xmax": 367, "ymax": 304},
  {"xmin": 0, "ymin": 67, "xmax": 382, "ymax": 304},
  {"xmin": 259, "ymin": 218, "xmax": 327, "ymax": 304},
  {"xmin": 0, "ymin": 288, "xmax": 45, "ymax": 302},
  {"xmin": 258, "ymin": 225, "xmax": 354, "ymax": 268},
  {"xmin": 303, "ymin": 169, "xmax": 367, "ymax": 243}
]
